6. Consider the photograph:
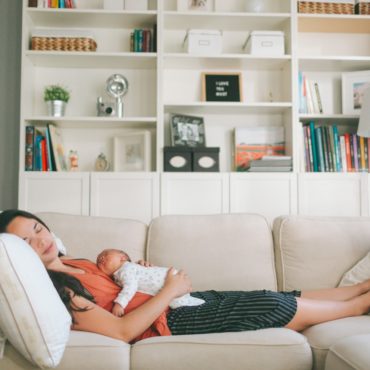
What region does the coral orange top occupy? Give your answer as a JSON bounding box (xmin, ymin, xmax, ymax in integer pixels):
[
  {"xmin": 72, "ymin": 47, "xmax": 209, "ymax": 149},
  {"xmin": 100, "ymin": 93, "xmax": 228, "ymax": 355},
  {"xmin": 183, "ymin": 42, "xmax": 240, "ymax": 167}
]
[{"xmin": 62, "ymin": 258, "xmax": 171, "ymax": 342}]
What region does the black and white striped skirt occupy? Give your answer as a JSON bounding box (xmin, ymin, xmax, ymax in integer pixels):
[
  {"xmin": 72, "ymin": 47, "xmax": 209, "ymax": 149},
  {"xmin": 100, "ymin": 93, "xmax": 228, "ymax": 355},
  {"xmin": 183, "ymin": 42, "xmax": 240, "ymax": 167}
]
[{"xmin": 167, "ymin": 290, "xmax": 300, "ymax": 335}]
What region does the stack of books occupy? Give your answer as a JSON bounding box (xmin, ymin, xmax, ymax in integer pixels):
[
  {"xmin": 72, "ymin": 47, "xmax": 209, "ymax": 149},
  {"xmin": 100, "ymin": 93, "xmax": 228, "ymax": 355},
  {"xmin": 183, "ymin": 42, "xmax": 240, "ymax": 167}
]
[{"xmin": 248, "ymin": 155, "xmax": 292, "ymax": 172}]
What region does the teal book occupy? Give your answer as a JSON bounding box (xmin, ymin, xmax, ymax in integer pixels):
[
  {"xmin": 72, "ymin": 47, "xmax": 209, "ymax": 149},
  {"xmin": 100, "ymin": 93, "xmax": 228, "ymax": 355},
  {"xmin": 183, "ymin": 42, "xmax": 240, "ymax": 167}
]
[
  {"xmin": 309, "ymin": 121, "xmax": 318, "ymax": 172},
  {"xmin": 332, "ymin": 125, "xmax": 342, "ymax": 172},
  {"xmin": 315, "ymin": 126, "xmax": 325, "ymax": 172}
]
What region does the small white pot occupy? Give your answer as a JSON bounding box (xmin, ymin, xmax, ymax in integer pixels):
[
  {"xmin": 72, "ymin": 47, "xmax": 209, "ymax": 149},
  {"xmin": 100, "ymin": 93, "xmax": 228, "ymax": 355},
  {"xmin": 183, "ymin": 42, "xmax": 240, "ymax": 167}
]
[{"xmin": 47, "ymin": 100, "xmax": 67, "ymax": 117}]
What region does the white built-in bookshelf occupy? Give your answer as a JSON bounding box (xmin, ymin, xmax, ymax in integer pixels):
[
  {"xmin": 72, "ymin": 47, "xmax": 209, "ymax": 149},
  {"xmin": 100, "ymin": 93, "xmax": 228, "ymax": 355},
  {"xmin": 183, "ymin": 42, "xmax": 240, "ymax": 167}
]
[{"xmin": 19, "ymin": 0, "xmax": 370, "ymax": 223}]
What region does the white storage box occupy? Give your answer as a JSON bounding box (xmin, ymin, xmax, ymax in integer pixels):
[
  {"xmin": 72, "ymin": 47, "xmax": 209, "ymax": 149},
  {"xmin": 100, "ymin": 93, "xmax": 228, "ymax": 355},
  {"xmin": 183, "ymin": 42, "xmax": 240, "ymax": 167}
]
[
  {"xmin": 184, "ymin": 29, "xmax": 222, "ymax": 56},
  {"xmin": 125, "ymin": 0, "xmax": 148, "ymax": 10},
  {"xmin": 244, "ymin": 31, "xmax": 285, "ymax": 56}
]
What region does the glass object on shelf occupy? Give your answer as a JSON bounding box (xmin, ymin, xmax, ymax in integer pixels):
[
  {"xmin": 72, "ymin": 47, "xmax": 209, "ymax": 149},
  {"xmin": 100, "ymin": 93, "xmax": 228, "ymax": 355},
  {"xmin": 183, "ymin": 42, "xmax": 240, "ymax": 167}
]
[
  {"xmin": 68, "ymin": 150, "xmax": 79, "ymax": 171},
  {"xmin": 95, "ymin": 153, "xmax": 110, "ymax": 172}
]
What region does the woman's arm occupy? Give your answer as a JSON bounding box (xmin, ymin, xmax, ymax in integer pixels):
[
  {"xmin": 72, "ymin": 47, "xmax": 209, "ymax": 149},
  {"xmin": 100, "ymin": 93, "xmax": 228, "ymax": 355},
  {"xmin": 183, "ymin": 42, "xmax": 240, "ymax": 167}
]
[{"xmin": 71, "ymin": 268, "xmax": 191, "ymax": 342}]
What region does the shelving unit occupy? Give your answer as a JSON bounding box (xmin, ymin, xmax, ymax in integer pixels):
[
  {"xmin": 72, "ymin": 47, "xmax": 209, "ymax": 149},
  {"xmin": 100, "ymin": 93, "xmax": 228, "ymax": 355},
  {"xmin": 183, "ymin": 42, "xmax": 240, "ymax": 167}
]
[{"xmin": 18, "ymin": 0, "xmax": 370, "ymax": 223}]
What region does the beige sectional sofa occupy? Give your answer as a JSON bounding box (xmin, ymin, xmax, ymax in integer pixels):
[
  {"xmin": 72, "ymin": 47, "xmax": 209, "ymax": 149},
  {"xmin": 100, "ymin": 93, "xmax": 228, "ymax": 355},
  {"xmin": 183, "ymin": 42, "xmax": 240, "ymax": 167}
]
[{"xmin": 1, "ymin": 213, "xmax": 370, "ymax": 370}]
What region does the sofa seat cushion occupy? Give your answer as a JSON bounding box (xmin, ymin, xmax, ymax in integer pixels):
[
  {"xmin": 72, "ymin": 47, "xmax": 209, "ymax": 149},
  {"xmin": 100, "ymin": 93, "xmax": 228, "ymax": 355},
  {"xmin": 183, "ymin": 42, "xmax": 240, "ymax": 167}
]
[
  {"xmin": 147, "ymin": 214, "xmax": 277, "ymax": 291},
  {"xmin": 1, "ymin": 331, "xmax": 130, "ymax": 370},
  {"xmin": 131, "ymin": 329, "xmax": 312, "ymax": 370},
  {"xmin": 302, "ymin": 316, "xmax": 370, "ymax": 370},
  {"xmin": 325, "ymin": 334, "xmax": 370, "ymax": 370}
]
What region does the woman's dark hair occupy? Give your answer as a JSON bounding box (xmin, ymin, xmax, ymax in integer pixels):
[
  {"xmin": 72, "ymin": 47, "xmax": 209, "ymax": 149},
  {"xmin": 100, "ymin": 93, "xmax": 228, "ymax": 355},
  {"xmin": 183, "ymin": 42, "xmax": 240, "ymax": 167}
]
[
  {"xmin": 48, "ymin": 270, "xmax": 96, "ymax": 324},
  {"xmin": 0, "ymin": 209, "xmax": 50, "ymax": 233},
  {"xmin": 0, "ymin": 209, "xmax": 64, "ymax": 256}
]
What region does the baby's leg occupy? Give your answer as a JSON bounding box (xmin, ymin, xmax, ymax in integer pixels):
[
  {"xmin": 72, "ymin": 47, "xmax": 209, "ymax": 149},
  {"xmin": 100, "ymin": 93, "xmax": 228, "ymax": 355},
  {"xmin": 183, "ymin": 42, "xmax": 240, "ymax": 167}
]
[{"xmin": 170, "ymin": 294, "xmax": 205, "ymax": 309}]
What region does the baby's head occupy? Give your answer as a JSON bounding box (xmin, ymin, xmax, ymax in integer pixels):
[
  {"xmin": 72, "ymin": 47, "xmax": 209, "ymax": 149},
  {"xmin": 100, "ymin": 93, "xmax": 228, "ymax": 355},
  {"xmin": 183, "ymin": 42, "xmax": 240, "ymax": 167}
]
[{"xmin": 96, "ymin": 249, "xmax": 131, "ymax": 276}]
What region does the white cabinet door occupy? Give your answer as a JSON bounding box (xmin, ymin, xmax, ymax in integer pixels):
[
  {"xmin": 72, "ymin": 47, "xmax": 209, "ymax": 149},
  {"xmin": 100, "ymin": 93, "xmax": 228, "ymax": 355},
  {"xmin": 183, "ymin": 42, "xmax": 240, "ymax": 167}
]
[
  {"xmin": 90, "ymin": 172, "xmax": 159, "ymax": 224},
  {"xmin": 298, "ymin": 173, "xmax": 365, "ymax": 216},
  {"xmin": 230, "ymin": 173, "xmax": 297, "ymax": 225},
  {"xmin": 19, "ymin": 172, "xmax": 90, "ymax": 215},
  {"xmin": 161, "ymin": 173, "xmax": 229, "ymax": 215}
]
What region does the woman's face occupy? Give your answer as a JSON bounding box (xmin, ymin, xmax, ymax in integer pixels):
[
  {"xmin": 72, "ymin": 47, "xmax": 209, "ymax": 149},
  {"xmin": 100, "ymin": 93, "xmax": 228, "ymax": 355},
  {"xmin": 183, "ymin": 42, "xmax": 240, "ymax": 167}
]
[{"xmin": 6, "ymin": 216, "xmax": 58, "ymax": 266}]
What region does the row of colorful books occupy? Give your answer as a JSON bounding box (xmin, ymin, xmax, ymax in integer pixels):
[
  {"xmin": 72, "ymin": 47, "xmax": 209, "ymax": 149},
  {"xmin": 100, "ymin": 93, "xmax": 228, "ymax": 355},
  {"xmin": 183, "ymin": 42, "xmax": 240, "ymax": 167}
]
[
  {"xmin": 130, "ymin": 28, "xmax": 156, "ymax": 53},
  {"xmin": 29, "ymin": 0, "xmax": 76, "ymax": 8},
  {"xmin": 25, "ymin": 124, "xmax": 67, "ymax": 172},
  {"xmin": 299, "ymin": 72, "xmax": 323, "ymax": 114},
  {"xmin": 302, "ymin": 121, "xmax": 369, "ymax": 173}
]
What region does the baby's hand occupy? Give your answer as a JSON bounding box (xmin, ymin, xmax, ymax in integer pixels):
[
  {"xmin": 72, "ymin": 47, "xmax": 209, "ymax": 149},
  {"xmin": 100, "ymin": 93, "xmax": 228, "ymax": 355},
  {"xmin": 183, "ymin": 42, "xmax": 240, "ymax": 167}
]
[
  {"xmin": 136, "ymin": 259, "xmax": 154, "ymax": 267},
  {"xmin": 112, "ymin": 303, "xmax": 125, "ymax": 317}
]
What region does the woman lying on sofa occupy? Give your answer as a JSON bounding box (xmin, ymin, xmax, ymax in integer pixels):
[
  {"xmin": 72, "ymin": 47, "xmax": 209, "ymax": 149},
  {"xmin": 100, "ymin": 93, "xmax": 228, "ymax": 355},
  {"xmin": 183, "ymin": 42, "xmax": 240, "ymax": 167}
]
[{"xmin": 1, "ymin": 209, "xmax": 370, "ymax": 344}]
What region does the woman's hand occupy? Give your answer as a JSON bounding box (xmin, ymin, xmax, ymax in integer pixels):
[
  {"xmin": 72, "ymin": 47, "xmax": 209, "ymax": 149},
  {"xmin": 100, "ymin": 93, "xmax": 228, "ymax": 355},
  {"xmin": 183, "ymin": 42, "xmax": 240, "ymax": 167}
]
[
  {"xmin": 162, "ymin": 268, "xmax": 192, "ymax": 299},
  {"xmin": 136, "ymin": 259, "xmax": 154, "ymax": 267}
]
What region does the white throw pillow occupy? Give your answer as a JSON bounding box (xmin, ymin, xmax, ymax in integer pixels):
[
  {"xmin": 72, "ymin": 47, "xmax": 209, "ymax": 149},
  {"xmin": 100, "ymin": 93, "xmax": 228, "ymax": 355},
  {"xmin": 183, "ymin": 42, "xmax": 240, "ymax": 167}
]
[
  {"xmin": 339, "ymin": 251, "xmax": 370, "ymax": 286},
  {"xmin": 0, "ymin": 233, "xmax": 71, "ymax": 368}
]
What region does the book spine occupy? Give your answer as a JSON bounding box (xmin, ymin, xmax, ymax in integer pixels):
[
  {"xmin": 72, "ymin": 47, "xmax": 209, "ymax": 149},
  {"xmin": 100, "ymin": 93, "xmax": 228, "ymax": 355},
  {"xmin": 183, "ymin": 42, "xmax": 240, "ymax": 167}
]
[
  {"xmin": 321, "ymin": 126, "xmax": 329, "ymax": 171},
  {"xmin": 332, "ymin": 125, "xmax": 342, "ymax": 172},
  {"xmin": 34, "ymin": 135, "xmax": 43, "ymax": 171},
  {"xmin": 299, "ymin": 72, "xmax": 306, "ymax": 114},
  {"xmin": 51, "ymin": 0, "xmax": 58, "ymax": 8},
  {"xmin": 25, "ymin": 126, "xmax": 35, "ymax": 171},
  {"xmin": 304, "ymin": 125, "xmax": 312, "ymax": 172},
  {"xmin": 45, "ymin": 127, "xmax": 53, "ymax": 171},
  {"xmin": 340, "ymin": 135, "xmax": 347, "ymax": 172},
  {"xmin": 306, "ymin": 125, "xmax": 313, "ymax": 172},
  {"xmin": 314, "ymin": 82, "xmax": 323, "ymax": 114},
  {"xmin": 41, "ymin": 138, "xmax": 47, "ymax": 171},
  {"xmin": 134, "ymin": 29, "xmax": 139, "ymax": 52},
  {"xmin": 359, "ymin": 136, "xmax": 366, "ymax": 172},
  {"xmin": 315, "ymin": 127, "xmax": 325, "ymax": 172},
  {"xmin": 352, "ymin": 134, "xmax": 359, "ymax": 172},
  {"xmin": 309, "ymin": 121, "xmax": 318, "ymax": 172},
  {"xmin": 305, "ymin": 77, "xmax": 314, "ymax": 114},
  {"xmin": 325, "ymin": 126, "xmax": 334, "ymax": 172},
  {"xmin": 344, "ymin": 133, "xmax": 352, "ymax": 172},
  {"xmin": 138, "ymin": 29, "xmax": 144, "ymax": 52},
  {"xmin": 364, "ymin": 137, "xmax": 369, "ymax": 172},
  {"xmin": 309, "ymin": 81, "xmax": 320, "ymax": 114}
]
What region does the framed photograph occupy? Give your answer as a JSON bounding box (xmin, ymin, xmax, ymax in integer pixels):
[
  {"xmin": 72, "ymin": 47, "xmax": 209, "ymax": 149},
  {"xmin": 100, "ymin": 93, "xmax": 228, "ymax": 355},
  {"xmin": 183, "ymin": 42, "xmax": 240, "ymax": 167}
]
[
  {"xmin": 171, "ymin": 114, "xmax": 206, "ymax": 147},
  {"xmin": 342, "ymin": 70, "xmax": 370, "ymax": 114},
  {"xmin": 113, "ymin": 130, "xmax": 151, "ymax": 171},
  {"xmin": 202, "ymin": 72, "xmax": 242, "ymax": 102},
  {"xmin": 177, "ymin": 0, "xmax": 213, "ymax": 12}
]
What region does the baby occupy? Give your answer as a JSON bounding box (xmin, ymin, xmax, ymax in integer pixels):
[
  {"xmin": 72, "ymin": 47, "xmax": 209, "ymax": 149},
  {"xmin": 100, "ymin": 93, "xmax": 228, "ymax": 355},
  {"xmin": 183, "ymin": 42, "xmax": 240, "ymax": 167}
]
[{"xmin": 96, "ymin": 248, "xmax": 205, "ymax": 317}]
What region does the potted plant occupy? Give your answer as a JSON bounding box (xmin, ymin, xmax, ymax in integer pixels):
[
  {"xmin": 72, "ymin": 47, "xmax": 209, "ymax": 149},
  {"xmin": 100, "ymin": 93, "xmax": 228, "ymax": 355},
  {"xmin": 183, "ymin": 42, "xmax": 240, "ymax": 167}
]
[{"xmin": 44, "ymin": 85, "xmax": 70, "ymax": 117}]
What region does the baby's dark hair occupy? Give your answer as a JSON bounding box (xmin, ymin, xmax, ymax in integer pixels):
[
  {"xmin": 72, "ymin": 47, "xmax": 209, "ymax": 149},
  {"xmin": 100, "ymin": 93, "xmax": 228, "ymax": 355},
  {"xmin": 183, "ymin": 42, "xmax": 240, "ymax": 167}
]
[{"xmin": 48, "ymin": 270, "xmax": 95, "ymax": 324}]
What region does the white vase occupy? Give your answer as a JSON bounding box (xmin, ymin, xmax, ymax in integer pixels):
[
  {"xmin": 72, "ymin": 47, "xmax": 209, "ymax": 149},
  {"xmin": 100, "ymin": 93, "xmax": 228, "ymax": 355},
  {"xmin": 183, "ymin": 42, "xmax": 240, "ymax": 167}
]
[{"xmin": 47, "ymin": 100, "xmax": 66, "ymax": 117}]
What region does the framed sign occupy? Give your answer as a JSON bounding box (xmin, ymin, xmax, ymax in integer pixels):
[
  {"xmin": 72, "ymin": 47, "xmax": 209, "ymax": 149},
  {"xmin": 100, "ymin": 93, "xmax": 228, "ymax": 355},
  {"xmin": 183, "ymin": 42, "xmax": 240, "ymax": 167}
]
[
  {"xmin": 202, "ymin": 72, "xmax": 242, "ymax": 102},
  {"xmin": 171, "ymin": 114, "xmax": 206, "ymax": 147},
  {"xmin": 342, "ymin": 70, "xmax": 370, "ymax": 114},
  {"xmin": 113, "ymin": 130, "xmax": 151, "ymax": 171}
]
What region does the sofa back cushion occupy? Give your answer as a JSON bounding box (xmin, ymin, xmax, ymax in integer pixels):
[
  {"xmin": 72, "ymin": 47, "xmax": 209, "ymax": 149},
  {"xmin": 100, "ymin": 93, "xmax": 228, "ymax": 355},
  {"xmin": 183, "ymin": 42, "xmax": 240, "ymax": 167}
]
[
  {"xmin": 37, "ymin": 212, "xmax": 148, "ymax": 263},
  {"xmin": 147, "ymin": 214, "xmax": 277, "ymax": 291},
  {"xmin": 273, "ymin": 216, "xmax": 370, "ymax": 291}
]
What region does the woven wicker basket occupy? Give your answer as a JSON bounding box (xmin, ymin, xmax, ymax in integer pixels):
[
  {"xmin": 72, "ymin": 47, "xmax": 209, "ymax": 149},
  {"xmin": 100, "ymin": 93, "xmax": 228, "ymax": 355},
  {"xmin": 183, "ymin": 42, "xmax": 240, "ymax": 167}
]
[
  {"xmin": 298, "ymin": 1, "xmax": 354, "ymax": 14},
  {"xmin": 355, "ymin": 1, "xmax": 370, "ymax": 14},
  {"xmin": 31, "ymin": 36, "xmax": 97, "ymax": 52}
]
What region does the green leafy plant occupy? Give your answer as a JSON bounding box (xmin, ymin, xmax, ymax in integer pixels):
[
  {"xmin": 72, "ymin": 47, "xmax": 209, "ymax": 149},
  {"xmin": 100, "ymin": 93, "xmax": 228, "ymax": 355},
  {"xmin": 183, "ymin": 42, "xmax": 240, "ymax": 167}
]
[{"xmin": 44, "ymin": 85, "xmax": 70, "ymax": 102}]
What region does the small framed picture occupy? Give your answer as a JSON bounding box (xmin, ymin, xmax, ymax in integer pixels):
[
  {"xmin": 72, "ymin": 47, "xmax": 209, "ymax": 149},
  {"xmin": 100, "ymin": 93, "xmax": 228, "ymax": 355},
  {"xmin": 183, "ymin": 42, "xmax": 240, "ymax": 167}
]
[
  {"xmin": 202, "ymin": 72, "xmax": 242, "ymax": 102},
  {"xmin": 177, "ymin": 0, "xmax": 213, "ymax": 12},
  {"xmin": 342, "ymin": 70, "xmax": 370, "ymax": 114},
  {"xmin": 113, "ymin": 130, "xmax": 151, "ymax": 171},
  {"xmin": 171, "ymin": 114, "xmax": 206, "ymax": 147}
]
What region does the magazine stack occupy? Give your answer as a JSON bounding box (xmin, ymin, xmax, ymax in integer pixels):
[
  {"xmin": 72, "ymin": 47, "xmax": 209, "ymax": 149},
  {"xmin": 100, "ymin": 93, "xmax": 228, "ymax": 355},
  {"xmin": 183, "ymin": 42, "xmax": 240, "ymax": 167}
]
[{"xmin": 248, "ymin": 155, "xmax": 292, "ymax": 172}]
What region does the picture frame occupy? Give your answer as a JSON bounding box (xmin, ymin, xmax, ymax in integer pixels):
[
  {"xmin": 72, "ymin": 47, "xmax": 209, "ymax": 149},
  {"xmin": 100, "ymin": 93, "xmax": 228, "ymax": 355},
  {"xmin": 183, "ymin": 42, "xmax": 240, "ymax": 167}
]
[
  {"xmin": 112, "ymin": 130, "xmax": 151, "ymax": 171},
  {"xmin": 171, "ymin": 114, "xmax": 206, "ymax": 147},
  {"xmin": 202, "ymin": 72, "xmax": 242, "ymax": 102},
  {"xmin": 342, "ymin": 70, "xmax": 370, "ymax": 114},
  {"xmin": 177, "ymin": 0, "xmax": 213, "ymax": 12}
]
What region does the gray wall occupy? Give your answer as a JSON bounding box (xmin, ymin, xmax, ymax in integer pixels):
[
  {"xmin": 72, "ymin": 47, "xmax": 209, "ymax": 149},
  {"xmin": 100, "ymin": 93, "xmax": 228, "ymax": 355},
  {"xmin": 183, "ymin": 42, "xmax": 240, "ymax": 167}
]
[{"xmin": 0, "ymin": 0, "xmax": 22, "ymax": 209}]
